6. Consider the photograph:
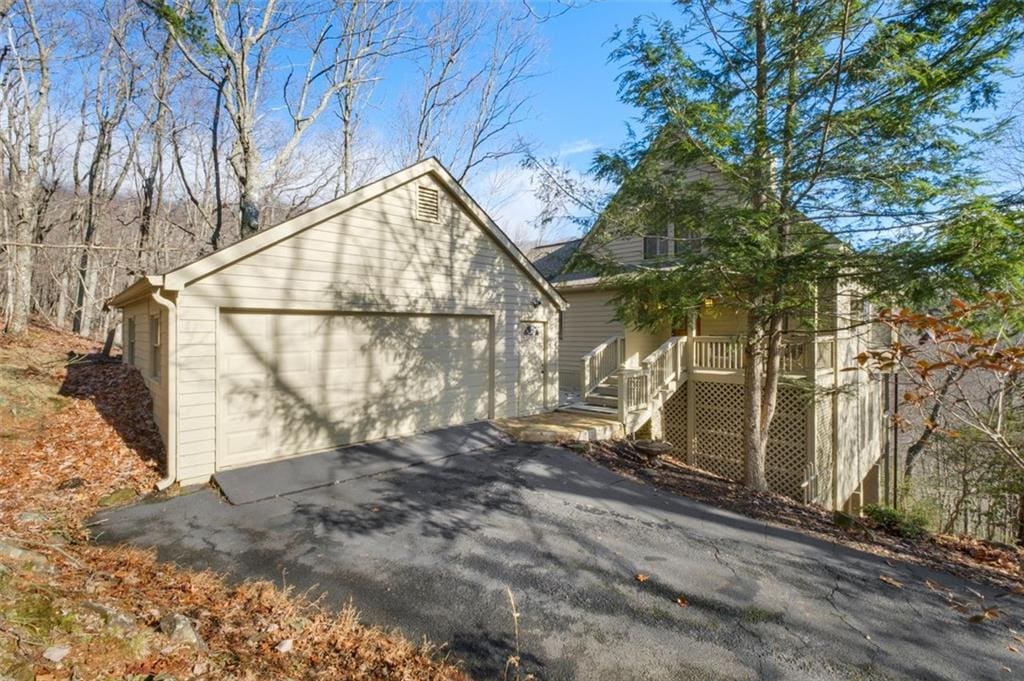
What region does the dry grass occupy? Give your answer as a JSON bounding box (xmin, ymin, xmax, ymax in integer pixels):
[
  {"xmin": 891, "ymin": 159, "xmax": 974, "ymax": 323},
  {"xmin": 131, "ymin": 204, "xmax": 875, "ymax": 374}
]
[{"xmin": 0, "ymin": 321, "xmax": 469, "ymax": 680}]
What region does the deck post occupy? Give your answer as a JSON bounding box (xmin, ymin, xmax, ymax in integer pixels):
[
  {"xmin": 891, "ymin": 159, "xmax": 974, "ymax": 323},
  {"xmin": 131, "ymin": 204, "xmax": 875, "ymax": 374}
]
[
  {"xmin": 806, "ymin": 291, "xmax": 819, "ymax": 503},
  {"xmin": 685, "ymin": 313, "xmax": 697, "ymax": 464}
]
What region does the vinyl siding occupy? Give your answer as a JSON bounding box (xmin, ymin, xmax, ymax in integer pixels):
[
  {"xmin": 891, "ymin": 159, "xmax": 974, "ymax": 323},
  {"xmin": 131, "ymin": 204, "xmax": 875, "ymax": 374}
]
[
  {"xmin": 558, "ymin": 289, "xmax": 624, "ymax": 393},
  {"xmin": 121, "ymin": 299, "xmax": 169, "ymax": 444},
  {"xmin": 170, "ymin": 173, "xmax": 559, "ymax": 481},
  {"xmin": 700, "ymin": 307, "xmax": 745, "ymax": 335}
]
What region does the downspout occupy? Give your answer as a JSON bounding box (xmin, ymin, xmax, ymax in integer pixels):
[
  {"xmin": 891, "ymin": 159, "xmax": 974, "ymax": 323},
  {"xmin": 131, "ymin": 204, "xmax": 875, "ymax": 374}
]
[{"xmin": 150, "ymin": 287, "xmax": 177, "ymax": 491}]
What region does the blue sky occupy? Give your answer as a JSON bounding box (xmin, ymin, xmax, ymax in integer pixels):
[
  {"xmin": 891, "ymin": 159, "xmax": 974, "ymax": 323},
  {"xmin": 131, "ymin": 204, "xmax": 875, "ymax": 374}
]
[
  {"xmin": 523, "ymin": 1, "xmax": 668, "ymax": 158},
  {"xmin": 467, "ymin": 1, "xmax": 677, "ymax": 246}
]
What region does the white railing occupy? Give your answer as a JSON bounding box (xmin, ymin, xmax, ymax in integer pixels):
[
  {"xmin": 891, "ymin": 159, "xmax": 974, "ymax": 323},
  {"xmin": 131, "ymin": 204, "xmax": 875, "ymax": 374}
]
[
  {"xmin": 642, "ymin": 335, "xmax": 685, "ymax": 394},
  {"xmin": 693, "ymin": 337, "xmax": 744, "ymax": 370},
  {"xmin": 619, "ymin": 336, "xmax": 687, "ymax": 432},
  {"xmin": 619, "ymin": 368, "xmax": 651, "ymax": 415},
  {"xmin": 581, "ymin": 335, "xmax": 624, "ymax": 397},
  {"xmin": 691, "ymin": 334, "xmax": 836, "ymax": 375}
]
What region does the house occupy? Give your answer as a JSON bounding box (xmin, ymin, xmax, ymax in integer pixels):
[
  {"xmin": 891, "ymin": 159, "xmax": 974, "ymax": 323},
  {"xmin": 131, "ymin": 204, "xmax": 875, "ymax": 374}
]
[
  {"xmin": 528, "ymin": 180, "xmax": 888, "ymax": 512},
  {"xmin": 108, "ymin": 158, "xmax": 566, "ymax": 488}
]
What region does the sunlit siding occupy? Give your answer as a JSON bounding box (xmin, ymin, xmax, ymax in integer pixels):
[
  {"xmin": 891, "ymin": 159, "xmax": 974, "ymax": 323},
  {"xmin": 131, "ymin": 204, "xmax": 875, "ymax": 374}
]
[
  {"xmin": 558, "ymin": 289, "xmax": 624, "ymax": 394},
  {"xmin": 170, "ymin": 173, "xmax": 559, "ymax": 483}
]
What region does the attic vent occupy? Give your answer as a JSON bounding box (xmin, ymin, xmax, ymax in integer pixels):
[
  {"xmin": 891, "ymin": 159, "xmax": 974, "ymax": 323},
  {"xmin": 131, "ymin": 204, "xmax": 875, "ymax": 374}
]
[{"xmin": 417, "ymin": 185, "xmax": 440, "ymax": 222}]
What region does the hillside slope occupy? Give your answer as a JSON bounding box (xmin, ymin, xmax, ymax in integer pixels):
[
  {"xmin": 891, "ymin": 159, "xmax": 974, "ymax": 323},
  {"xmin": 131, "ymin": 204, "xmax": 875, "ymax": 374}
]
[{"xmin": 0, "ymin": 322, "xmax": 467, "ymax": 680}]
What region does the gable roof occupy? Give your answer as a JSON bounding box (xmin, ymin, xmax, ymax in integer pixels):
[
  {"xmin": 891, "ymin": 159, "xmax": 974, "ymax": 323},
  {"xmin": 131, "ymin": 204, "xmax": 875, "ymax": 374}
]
[
  {"xmin": 109, "ymin": 158, "xmax": 566, "ymax": 310},
  {"xmin": 526, "ymin": 238, "xmax": 582, "ymax": 279}
]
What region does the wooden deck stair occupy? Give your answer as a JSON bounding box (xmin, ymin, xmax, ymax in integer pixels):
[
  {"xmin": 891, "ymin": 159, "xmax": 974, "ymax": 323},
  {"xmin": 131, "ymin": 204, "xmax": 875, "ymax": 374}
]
[{"xmin": 559, "ymin": 335, "xmax": 687, "ymax": 436}]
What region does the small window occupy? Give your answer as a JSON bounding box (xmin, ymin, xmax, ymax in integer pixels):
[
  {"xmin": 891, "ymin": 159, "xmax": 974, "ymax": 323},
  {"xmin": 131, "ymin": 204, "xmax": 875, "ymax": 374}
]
[
  {"xmin": 673, "ymin": 227, "xmax": 702, "ymax": 255},
  {"xmin": 417, "ymin": 185, "xmax": 440, "ymax": 222},
  {"xmin": 150, "ymin": 315, "xmax": 161, "ymax": 381},
  {"xmin": 125, "ymin": 317, "xmax": 136, "ymax": 365},
  {"xmin": 643, "ymin": 234, "xmax": 670, "ymax": 259}
]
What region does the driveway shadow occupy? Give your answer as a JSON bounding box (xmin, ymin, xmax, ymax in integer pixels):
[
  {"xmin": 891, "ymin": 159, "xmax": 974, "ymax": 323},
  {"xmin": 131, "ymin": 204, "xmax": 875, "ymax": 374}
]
[{"xmin": 91, "ymin": 441, "xmax": 1024, "ymax": 681}]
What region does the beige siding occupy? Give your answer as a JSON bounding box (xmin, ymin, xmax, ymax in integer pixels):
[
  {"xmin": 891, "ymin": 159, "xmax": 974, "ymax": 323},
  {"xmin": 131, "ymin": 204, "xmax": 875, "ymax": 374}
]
[
  {"xmin": 217, "ymin": 311, "xmax": 492, "ymax": 469},
  {"xmin": 624, "ymin": 326, "xmax": 670, "ymax": 365},
  {"xmin": 699, "ymin": 307, "xmax": 745, "ymax": 335},
  {"xmin": 558, "ymin": 289, "xmax": 624, "ymax": 393},
  {"xmin": 121, "ymin": 299, "xmax": 169, "ymax": 445},
  {"xmin": 598, "ymin": 235, "xmax": 645, "ymax": 266},
  {"xmin": 171, "ymin": 174, "xmax": 558, "ymax": 482}
]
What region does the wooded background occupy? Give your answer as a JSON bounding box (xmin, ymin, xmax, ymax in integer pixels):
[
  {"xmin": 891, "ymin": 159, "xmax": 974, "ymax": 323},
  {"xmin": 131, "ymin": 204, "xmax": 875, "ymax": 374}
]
[{"xmin": 0, "ymin": 0, "xmax": 553, "ymax": 338}]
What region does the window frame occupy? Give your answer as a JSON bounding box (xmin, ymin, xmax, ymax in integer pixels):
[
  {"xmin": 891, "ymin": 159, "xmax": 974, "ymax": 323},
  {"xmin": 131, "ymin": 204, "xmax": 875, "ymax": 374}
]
[
  {"xmin": 125, "ymin": 317, "xmax": 136, "ymax": 365},
  {"xmin": 642, "ymin": 231, "xmax": 671, "ymax": 259},
  {"xmin": 150, "ymin": 314, "xmax": 161, "ymax": 381}
]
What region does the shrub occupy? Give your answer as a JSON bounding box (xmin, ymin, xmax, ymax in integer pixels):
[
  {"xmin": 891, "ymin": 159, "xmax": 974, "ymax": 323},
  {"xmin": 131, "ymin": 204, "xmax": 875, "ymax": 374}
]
[{"xmin": 862, "ymin": 504, "xmax": 930, "ymax": 541}]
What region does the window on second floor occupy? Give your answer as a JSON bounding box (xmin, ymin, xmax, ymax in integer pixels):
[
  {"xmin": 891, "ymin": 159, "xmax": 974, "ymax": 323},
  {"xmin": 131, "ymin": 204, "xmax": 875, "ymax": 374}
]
[
  {"xmin": 673, "ymin": 227, "xmax": 703, "ymax": 255},
  {"xmin": 643, "ymin": 233, "xmax": 671, "ymax": 259}
]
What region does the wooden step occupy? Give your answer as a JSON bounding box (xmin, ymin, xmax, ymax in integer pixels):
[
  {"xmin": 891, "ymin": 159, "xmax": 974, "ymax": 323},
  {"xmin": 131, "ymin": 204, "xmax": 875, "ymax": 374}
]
[
  {"xmin": 593, "ymin": 384, "xmax": 619, "ymax": 397},
  {"xmin": 558, "ymin": 403, "xmax": 619, "ymax": 417},
  {"xmin": 584, "ymin": 394, "xmax": 618, "ymax": 408}
]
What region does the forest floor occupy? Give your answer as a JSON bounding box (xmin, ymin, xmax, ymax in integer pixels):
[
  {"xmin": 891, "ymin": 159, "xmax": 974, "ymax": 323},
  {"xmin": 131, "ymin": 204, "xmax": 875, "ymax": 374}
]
[
  {"xmin": 576, "ymin": 440, "xmax": 1024, "ymax": 591},
  {"xmin": 0, "ymin": 321, "xmax": 468, "ymax": 680}
]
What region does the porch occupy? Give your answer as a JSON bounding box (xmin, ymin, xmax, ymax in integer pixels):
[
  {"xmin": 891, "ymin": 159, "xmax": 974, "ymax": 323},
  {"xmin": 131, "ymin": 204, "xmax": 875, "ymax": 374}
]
[
  {"xmin": 563, "ymin": 329, "xmax": 838, "ymax": 435},
  {"xmin": 558, "ymin": 327, "xmax": 844, "ymax": 505}
]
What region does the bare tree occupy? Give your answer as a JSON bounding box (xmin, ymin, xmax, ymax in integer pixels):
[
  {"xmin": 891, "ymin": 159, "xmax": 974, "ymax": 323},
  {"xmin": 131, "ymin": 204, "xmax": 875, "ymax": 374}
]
[
  {"xmin": 150, "ymin": 0, "xmax": 408, "ymax": 241},
  {"xmin": 0, "ymin": 0, "xmax": 57, "ymax": 334},
  {"xmin": 403, "ymin": 0, "xmax": 539, "ymax": 181},
  {"xmin": 69, "ymin": 4, "xmax": 144, "ymax": 336}
]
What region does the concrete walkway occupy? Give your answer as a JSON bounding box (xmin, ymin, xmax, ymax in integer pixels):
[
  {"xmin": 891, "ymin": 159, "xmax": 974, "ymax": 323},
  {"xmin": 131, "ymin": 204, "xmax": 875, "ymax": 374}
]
[{"xmin": 93, "ymin": 438, "xmax": 1022, "ymax": 680}]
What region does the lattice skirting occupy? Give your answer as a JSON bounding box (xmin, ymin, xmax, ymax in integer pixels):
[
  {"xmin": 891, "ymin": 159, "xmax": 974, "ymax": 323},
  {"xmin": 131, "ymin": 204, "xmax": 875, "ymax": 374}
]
[{"xmin": 662, "ymin": 381, "xmax": 809, "ymax": 500}]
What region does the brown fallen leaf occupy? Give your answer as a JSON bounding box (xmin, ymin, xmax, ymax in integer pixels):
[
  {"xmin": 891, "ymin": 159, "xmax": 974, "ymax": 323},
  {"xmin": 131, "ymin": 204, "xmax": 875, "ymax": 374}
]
[
  {"xmin": 968, "ymin": 607, "xmax": 1001, "ymax": 623},
  {"xmin": 634, "ymin": 573, "xmax": 650, "ymax": 583},
  {"xmin": 675, "ymin": 595, "xmax": 689, "ymax": 607},
  {"xmin": 879, "ymin": 575, "xmax": 903, "ymax": 589},
  {"xmin": 1008, "ymin": 645, "xmax": 1018, "ymax": 654}
]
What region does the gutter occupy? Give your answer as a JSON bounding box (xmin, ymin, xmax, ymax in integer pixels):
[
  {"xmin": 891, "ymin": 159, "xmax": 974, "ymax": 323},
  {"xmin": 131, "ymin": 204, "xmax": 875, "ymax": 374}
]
[{"xmin": 149, "ymin": 287, "xmax": 177, "ymax": 491}]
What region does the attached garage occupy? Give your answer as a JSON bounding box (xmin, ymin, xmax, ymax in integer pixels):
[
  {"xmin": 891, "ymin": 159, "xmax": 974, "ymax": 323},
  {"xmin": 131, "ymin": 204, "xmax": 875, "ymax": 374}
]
[
  {"xmin": 109, "ymin": 158, "xmax": 565, "ymax": 486},
  {"xmin": 217, "ymin": 311, "xmax": 493, "ymax": 469}
]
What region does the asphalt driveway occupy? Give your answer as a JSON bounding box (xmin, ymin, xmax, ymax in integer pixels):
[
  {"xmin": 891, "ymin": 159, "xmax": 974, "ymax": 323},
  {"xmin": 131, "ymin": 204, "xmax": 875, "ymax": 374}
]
[{"xmin": 93, "ymin": 425, "xmax": 1022, "ymax": 680}]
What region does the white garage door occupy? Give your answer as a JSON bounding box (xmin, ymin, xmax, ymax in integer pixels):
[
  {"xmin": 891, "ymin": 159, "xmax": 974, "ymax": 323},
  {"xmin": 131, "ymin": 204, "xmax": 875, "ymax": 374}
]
[{"xmin": 217, "ymin": 311, "xmax": 492, "ymax": 469}]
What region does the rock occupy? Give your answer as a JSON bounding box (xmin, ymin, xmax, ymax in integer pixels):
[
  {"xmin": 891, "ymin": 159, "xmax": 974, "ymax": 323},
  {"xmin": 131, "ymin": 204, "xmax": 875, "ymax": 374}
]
[
  {"xmin": 18, "ymin": 511, "xmax": 48, "ymax": 525},
  {"xmin": 274, "ymin": 638, "xmax": 294, "ymax": 653},
  {"xmin": 56, "ymin": 477, "xmax": 85, "ymax": 491},
  {"xmin": 0, "ymin": 540, "xmax": 47, "ymax": 566},
  {"xmin": 42, "ymin": 644, "xmax": 70, "ymax": 662},
  {"xmin": 97, "ymin": 487, "xmax": 137, "ymax": 508},
  {"xmin": 833, "ymin": 510, "xmax": 856, "ymax": 529},
  {"xmin": 159, "ymin": 613, "xmax": 206, "ymax": 649},
  {"xmin": 633, "ymin": 440, "xmax": 673, "ymax": 464},
  {"xmin": 83, "ymin": 601, "xmax": 136, "ymax": 629}
]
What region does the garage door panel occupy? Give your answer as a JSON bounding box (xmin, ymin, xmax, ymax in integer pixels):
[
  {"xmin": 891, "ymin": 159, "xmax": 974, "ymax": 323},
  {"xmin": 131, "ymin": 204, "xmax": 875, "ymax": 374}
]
[{"xmin": 218, "ymin": 311, "xmax": 492, "ymax": 470}]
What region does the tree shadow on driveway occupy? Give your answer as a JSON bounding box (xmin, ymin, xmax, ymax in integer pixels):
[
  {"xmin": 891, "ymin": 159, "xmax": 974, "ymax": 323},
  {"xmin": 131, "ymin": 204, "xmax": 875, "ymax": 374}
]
[{"xmin": 91, "ymin": 441, "xmax": 1024, "ymax": 681}]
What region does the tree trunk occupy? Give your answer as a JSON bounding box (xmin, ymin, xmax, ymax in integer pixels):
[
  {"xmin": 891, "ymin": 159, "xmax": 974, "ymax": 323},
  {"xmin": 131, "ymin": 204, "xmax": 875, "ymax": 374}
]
[
  {"xmin": 743, "ymin": 314, "xmax": 770, "ymax": 490},
  {"xmin": 7, "ymin": 231, "xmax": 34, "ymax": 335}
]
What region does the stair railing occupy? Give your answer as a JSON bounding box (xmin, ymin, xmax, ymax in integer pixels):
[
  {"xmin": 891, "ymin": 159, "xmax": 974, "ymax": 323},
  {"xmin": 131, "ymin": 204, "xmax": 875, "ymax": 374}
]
[
  {"xmin": 619, "ymin": 336, "xmax": 688, "ymax": 433},
  {"xmin": 581, "ymin": 335, "xmax": 625, "ymax": 397}
]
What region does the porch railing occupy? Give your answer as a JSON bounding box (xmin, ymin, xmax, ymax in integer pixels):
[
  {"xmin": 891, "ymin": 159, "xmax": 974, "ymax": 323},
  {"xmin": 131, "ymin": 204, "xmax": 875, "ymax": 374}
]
[
  {"xmin": 692, "ymin": 334, "xmax": 836, "ymax": 375},
  {"xmin": 581, "ymin": 335, "xmax": 625, "ymax": 397}
]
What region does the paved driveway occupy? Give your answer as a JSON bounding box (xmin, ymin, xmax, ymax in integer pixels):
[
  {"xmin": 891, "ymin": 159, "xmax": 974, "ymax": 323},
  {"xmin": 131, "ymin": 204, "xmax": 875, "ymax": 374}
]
[{"xmin": 94, "ymin": 426, "xmax": 1022, "ymax": 680}]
